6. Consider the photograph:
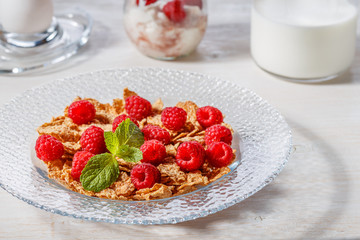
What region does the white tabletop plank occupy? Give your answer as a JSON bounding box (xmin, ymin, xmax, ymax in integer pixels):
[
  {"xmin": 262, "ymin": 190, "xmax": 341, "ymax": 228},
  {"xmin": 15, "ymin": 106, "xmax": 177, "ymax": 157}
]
[{"xmin": 1, "ymin": 0, "xmax": 359, "ymax": 239}]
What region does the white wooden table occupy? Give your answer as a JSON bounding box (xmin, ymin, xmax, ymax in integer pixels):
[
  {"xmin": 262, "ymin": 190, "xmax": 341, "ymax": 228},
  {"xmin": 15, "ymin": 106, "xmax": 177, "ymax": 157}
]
[{"xmin": 1, "ymin": 1, "xmax": 359, "ymax": 239}]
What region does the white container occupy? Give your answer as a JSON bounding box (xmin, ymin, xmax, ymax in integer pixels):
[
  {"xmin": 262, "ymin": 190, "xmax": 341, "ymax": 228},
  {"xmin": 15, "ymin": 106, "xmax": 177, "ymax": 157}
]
[
  {"xmin": 0, "ymin": 0, "xmax": 53, "ymax": 33},
  {"xmin": 251, "ymin": 0, "xmax": 359, "ymax": 82}
]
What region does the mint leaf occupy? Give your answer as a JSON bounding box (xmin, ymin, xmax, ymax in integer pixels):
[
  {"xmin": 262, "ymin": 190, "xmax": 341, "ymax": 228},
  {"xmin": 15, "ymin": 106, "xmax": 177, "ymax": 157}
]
[
  {"xmin": 118, "ymin": 144, "xmax": 130, "ymax": 156},
  {"xmin": 115, "ymin": 118, "xmax": 144, "ymax": 148},
  {"xmin": 117, "ymin": 145, "xmax": 143, "ymax": 162},
  {"xmin": 80, "ymin": 153, "xmax": 119, "ymax": 193},
  {"xmin": 104, "ymin": 131, "xmax": 120, "ymax": 155},
  {"xmin": 80, "ymin": 118, "xmax": 144, "ymax": 192}
]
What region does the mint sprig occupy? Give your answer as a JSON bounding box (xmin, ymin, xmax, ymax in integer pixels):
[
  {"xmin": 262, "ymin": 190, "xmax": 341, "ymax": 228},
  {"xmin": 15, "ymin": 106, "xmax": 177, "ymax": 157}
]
[
  {"xmin": 117, "ymin": 145, "xmax": 143, "ymax": 163},
  {"xmin": 104, "ymin": 119, "xmax": 144, "ymax": 157},
  {"xmin": 80, "ymin": 118, "xmax": 144, "ymax": 192},
  {"xmin": 114, "ymin": 118, "xmax": 144, "ymax": 148},
  {"xmin": 80, "ymin": 153, "xmax": 119, "ymax": 193}
]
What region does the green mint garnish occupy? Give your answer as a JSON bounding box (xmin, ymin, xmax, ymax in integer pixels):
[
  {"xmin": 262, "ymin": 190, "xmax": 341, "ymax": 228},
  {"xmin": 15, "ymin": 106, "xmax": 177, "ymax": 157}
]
[
  {"xmin": 80, "ymin": 153, "xmax": 119, "ymax": 193},
  {"xmin": 104, "ymin": 118, "xmax": 144, "ymax": 156},
  {"xmin": 104, "ymin": 131, "xmax": 120, "ymax": 156},
  {"xmin": 117, "ymin": 145, "xmax": 143, "ymax": 163},
  {"xmin": 115, "ymin": 118, "xmax": 144, "ymax": 148},
  {"xmin": 80, "ymin": 118, "xmax": 144, "ymax": 192}
]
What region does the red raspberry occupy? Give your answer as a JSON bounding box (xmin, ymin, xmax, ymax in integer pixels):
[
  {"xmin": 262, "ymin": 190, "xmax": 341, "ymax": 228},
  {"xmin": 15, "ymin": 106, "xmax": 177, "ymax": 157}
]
[
  {"xmin": 140, "ymin": 140, "xmax": 166, "ymax": 166},
  {"xmin": 71, "ymin": 151, "xmax": 94, "ymax": 181},
  {"xmin": 205, "ymin": 124, "xmax": 232, "ymax": 146},
  {"xmin": 142, "ymin": 124, "xmax": 171, "ymax": 145},
  {"xmin": 206, "ymin": 142, "xmax": 234, "ymax": 168},
  {"xmin": 35, "ymin": 135, "xmax": 64, "ymax": 162},
  {"xmin": 80, "ymin": 126, "xmax": 106, "ymax": 154},
  {"xmin": 112, "ymin": 114, "xmax": 139, "ymax": 132},
  {"xmin": 136, "ymin": 0, "xmax": 157, "ymax": 6},
  {"xmin": 130, "ymin": 163, "xmax": 161, "ymax": 190},
  {"xmin": 175, "ymin": 141, "xmax": 205, "ymax": 171},
  {"xmin": 196, "ymin": 106, "xmax": 223, "ymax": 128},
  {"xmin": 68, "ymin": 100, "xmax": 96, "ymax": 125},
  {"xmin": 125, "ymin": 95, "xmax": 152, "ymax": 121},
  {"xmin": 161, "ymin": 107, "xmax": 187, "ymax": 131},
  {"xmin": 163, "ymin": 0, "xmax": 187, "ymax": 22}
]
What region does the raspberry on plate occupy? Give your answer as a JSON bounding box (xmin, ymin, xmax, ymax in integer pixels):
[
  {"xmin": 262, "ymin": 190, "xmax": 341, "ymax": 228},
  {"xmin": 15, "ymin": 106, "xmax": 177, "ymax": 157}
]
[
  {"xmin": 80, "ymin": 126, "xmax": 107, "ymax": 154},
  {"xmin": 206, "ymin": 142, "xmax": 234, "ymax": 168},
  {"xmin": 140, "ymin": 140, "xmax": 166, "ymax": 165},
  {"xmin": 205, "ymin": 124, "xmax": 232, "ymax": 146},
  {"xmin": 130, "ymin": 163, "xmax": 161, "ymax": 190},
  {"xmin": 35, "ymin": 135, "xmax": 64, "ymax": 162},
  {"xmin": 112, "ymin": 114, "xmax": 139, "ymax": 132},
  {"xmin": 161, "ymin": 107, "xmax": 187, "ymax": 131},
  {"xmin": 71, "ymin": 151, "xmax": 95, "ymax": 181},
  {"xmin": 125, "ymin": 95, "xmax": 152, "ymax": 121},
  {"xmin": 175, "ymin": 141, "xmax": 205, "ymax": 171},
  {"xmin": 163, "ymin": 0, "xmax": 187, "ymax": 22},
  {"xmin": 68, "ymin": 100, "xmax": 96, "ymax": 125},
  {"xmin": 142, "ymin": 124, "xmax": 171, "ymax": 145},
  {"xmin": 196, "ymin": 106, "xmax": 223, "ymax": 128}
]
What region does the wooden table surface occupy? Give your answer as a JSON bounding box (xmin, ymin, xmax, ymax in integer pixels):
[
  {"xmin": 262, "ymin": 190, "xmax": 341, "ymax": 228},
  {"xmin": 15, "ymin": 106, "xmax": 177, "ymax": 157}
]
[{"xmin": 1, "ymin": 1, "xmax": 359, "ymax": 239}]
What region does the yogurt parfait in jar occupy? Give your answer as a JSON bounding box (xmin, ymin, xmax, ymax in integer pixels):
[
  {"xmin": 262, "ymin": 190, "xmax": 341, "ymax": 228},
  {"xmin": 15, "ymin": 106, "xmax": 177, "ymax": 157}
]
[{"xmin": 123, "ymin": 0, "xmax": 207, "ymax": 60}]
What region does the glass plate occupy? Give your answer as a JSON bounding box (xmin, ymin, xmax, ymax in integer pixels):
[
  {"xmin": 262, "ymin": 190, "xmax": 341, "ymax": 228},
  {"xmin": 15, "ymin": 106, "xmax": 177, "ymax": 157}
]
[{"xmin": 0, "ymin": 68, "xmax": 291, "ymax": 224}]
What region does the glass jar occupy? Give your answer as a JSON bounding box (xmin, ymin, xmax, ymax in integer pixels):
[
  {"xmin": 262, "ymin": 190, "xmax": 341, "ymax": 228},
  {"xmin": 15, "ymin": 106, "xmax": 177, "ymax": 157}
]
[
  {"xmin": 123, "ymin": 0, "xmax": 207, "ymax": 60},
  {"xmin": 251, "ymin": 0, "xmax": 359, "ymax": 82}
]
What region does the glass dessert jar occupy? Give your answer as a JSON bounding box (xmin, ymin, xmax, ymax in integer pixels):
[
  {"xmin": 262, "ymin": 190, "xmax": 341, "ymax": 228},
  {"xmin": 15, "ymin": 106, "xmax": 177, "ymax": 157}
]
[
  {"xmin": 251, "ymin": 0, "xmax": 359, "ymax": 83},
  {"xmin": 123, "ymin": 0, "xmax": 207, "ymax": 60}
]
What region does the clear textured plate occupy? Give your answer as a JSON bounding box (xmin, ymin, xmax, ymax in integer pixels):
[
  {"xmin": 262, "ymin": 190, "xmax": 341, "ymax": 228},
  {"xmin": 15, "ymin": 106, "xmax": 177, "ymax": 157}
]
[{"xmin": 0, "ymin": 68, "xmax": 291, "ymax": 224}]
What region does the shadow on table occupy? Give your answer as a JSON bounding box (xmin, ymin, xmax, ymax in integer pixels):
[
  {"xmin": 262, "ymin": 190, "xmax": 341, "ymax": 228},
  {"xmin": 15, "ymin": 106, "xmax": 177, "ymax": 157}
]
[
  {"xmin": 175, "ymin": 119, "xmax": 351, "ymax": 239},
  {"xmin": 176, "ymin": 22, "xmax": 251, "ymax": 63},
  {"xmin": 176, "ymin": 182, "xmax": 286, "ymax": 231},
  {"xmin": 288, "ymin": 120, "xmax": 351, "ymax": 240}
]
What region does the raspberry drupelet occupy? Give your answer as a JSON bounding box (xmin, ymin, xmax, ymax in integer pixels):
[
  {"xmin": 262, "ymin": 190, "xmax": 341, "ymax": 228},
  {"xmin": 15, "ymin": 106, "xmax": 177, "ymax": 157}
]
[
  {"xmin": 125, "ymin": 95, "xmax": 152, "ymax": 121},
  {"xmin": 205, "ymin": 124, "xmax": 232, "ymax": 146},
  {"xmin": 80, "ymin": 126, "xmax": 107, "ymax": 154},
  {"xmin": 35, "ymin": 135, "xmax": 64, "ymax": 162},
  {"xmin": 196, "ymin": 106, "xmax": 223, "ymax": 128},
  {"xmin": 140, "ymin": 140, "xmax": 167, "ymax": 166},
  {"xmin": 142, "ymin": 124, "xmax": 171, "ymax": 145},
  {"xmin": 130, "ymin": 163, "xmax": 161, "ymax": 190},
  {"xmin": 71, "ymin": 151, "xmax": 95, "ymax": 181},
  {"xmin": 206, "ymin": 142, "xmax": 234, "ymax": 168},
  {"xmin": 175, "ymin": 141, "xmax": 205, "ymax": 171},
  {"xmin": 161, "ymin": 106, "xmax": 187, "ymax": 131},
  {"xmin": 68, "ymin": 100, "xmax": 96, "ymax": 125}
]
